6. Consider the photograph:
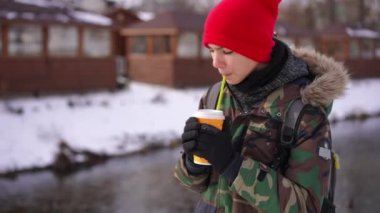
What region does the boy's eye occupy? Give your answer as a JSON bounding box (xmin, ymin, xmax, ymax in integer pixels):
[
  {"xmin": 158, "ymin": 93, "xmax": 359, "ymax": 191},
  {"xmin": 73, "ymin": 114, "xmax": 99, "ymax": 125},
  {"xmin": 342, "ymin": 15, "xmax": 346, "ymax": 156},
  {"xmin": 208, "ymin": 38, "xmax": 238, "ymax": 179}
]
[
  {"xmin": 208, "ymin": 48, "xmax": 232, "ymax": 55},
  {"xmin": 223, "ymin": 50, "xmax": 233, "ymax": 55}
]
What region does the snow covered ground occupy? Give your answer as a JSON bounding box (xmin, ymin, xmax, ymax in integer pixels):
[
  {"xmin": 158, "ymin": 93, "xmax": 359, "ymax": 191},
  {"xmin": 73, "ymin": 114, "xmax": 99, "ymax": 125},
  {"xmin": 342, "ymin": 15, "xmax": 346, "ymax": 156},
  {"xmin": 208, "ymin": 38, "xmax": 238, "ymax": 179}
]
[{"xmin": 1, "ymin": 79, "xmax": 380, "ymax": 174}]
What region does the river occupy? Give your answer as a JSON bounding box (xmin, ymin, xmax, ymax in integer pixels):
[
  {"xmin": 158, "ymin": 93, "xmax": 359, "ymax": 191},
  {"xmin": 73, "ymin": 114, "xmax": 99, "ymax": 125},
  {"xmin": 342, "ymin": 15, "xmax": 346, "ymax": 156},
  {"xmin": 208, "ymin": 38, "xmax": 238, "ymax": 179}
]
[{"xmin": 0, "ymin": 118, "xmax": 379, "ymax": 213}]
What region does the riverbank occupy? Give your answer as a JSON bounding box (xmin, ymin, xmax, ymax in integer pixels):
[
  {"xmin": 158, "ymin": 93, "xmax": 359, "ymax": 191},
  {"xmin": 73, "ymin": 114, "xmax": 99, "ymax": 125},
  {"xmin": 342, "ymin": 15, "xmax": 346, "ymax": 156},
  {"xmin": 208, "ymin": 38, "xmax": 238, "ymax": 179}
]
[
  {"xmin": 1, "ymin": 117, "xmax": 380, "ymax": 213},
  {"xmin": 0, "ymin": 139, "xmax": 180, "ymax": 179},
  {"xmin": 0, "ymin": 147, "xmax": 199, "ymax": 213},
  {"xmin": 1, "ymin": 79, "xmax": 380, "ymax": 176},
  {"xmin": 1, "ymin": 113, "xmax": 379, "ymax": 179}
]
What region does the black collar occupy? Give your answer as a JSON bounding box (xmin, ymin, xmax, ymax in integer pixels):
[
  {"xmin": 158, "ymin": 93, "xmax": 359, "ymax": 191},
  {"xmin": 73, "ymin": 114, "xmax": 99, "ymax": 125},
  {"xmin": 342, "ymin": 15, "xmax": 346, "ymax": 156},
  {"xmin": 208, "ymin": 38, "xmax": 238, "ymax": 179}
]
[{"xmin": 232, "ymin": 39, "xmax": 288, "ymax": 94}]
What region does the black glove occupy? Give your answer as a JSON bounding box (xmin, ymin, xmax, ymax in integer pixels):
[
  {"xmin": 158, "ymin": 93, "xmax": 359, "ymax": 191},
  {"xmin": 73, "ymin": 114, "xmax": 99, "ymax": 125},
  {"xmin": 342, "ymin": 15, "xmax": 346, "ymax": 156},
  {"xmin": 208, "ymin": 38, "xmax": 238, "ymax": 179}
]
[
  {"xmin": 181, "ymin": 117, "xmax": 210, "ymax": 175},
  {"xmin": 182, "ymin": 116, "xmax": 234, "ymax": 172},
  {"xmin": 181, "ymin": 117, "xmax": 201, "ymax": 159},
  {"xmin": 182, "ymin": 116, "xmax": 243, "ymax": 182},
  {"xmin": 194, "ymin": 120, "xmax": 234, "ymax": 172}
]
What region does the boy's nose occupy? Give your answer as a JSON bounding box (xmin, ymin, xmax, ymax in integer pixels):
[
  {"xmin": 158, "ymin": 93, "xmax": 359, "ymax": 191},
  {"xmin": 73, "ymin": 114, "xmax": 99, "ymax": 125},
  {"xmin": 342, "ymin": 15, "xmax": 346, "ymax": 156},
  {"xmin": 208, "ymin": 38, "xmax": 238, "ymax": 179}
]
[{"xmin": 212, "ymin": 54, "xmax": 225, "ymax": 69}]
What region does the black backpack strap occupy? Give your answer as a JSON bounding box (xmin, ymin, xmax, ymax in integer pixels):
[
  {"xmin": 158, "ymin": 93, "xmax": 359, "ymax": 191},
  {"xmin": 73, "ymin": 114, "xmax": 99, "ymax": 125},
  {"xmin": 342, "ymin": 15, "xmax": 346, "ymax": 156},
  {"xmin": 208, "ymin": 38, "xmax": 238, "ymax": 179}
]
[
  {"xmin": 258, "ymin": 98, "xmax": 305, "ymax": 181},
  {"xmin": 271, "ymin": 98, "xmax": 305, "ymax": 173},
  {"xmin": 281, "ymin": 98, "xmax": 305, "ymax": 149},
  {"xmin": 273, "ymin": 98, "xmax": 336, "ymax": 213},
  {"xmin": 205, "ymin": 81, "xmax": 222, "ymax": 109}
]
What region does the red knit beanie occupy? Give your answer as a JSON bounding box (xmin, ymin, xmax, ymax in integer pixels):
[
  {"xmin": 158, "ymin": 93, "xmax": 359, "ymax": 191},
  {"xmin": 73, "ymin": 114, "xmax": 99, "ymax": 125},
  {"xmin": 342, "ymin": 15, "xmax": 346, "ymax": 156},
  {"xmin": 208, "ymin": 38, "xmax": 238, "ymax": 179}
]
[{"xmin": 203, "ymin": 0, "xmax": 281, "ymax": 63}]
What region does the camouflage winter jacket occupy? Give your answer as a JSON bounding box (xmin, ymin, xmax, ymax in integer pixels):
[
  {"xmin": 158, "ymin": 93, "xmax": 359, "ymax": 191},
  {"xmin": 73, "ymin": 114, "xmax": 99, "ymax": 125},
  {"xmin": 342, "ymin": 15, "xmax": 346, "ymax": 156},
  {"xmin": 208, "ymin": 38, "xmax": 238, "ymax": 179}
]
[{"xmin": 174, "ymin": 47, "xmax": 349, "ymax": 213}]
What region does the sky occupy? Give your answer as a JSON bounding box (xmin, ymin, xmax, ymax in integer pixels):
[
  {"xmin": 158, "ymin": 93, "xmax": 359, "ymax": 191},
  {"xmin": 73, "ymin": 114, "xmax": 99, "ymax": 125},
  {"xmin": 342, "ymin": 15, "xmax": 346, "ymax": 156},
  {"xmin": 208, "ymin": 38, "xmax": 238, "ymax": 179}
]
[{"xmin": 1, "ymin": 79, "xmax": 380, "ymax": 174}]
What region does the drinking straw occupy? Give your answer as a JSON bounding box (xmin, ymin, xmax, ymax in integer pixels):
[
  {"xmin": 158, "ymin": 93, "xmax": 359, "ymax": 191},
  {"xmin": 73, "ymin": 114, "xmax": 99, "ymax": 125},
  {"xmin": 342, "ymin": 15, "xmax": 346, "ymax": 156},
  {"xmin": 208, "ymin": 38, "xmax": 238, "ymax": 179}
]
[{"xmin": 216, "ymin": 76, "xmax": 226, "ymax": 110}]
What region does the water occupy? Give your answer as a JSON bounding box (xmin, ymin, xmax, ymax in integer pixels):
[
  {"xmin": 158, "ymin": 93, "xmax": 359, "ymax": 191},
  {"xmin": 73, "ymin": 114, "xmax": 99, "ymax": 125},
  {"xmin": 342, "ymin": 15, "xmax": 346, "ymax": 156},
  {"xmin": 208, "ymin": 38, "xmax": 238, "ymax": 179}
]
[
  {"xmin": 0, "ymin": 150, "xmax": 198, "ymax": 213},
  {"xmin": 0, "ymin": 118, "xmax": 380, "ymax": 213},
  {"xmin": 332, "ymin": 118, "xmax": 380, "ymax": 212}
]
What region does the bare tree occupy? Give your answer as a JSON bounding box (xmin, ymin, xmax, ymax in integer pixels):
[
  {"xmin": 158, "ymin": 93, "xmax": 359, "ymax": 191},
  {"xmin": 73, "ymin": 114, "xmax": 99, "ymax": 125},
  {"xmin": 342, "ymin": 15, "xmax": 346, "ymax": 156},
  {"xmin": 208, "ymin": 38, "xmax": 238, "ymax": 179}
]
[
  {"xmin": 115, "ymin": 0, "xmax": 379, "ymax": 29},
  {"xmin": 279, "ymin": 0, "xmax": 327, "ymax": 30}
]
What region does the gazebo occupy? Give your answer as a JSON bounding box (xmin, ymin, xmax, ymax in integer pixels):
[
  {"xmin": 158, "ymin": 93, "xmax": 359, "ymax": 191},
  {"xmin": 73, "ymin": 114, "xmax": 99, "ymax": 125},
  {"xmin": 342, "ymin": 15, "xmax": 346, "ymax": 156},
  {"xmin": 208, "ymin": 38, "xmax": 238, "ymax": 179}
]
[{"xmin": 120, "ymin": 10, "xmax": 219, "ymax": 88}]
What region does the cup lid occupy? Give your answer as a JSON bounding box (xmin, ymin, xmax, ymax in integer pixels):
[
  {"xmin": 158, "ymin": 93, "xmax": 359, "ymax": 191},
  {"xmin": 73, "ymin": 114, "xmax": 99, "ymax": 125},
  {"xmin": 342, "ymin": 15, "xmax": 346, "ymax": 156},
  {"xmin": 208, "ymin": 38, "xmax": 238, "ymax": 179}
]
[{"xmin": 192, "ymin": 109, "xmax": 225, "ymax": 120}]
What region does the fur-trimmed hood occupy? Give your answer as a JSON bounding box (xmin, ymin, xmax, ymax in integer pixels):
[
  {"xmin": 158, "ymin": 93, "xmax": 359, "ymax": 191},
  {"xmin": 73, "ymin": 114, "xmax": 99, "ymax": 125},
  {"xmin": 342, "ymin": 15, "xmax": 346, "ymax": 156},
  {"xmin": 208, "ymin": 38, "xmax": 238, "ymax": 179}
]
[{"xmin": 291, "ymin": 47, "xmax": 350, "ymax": 107}]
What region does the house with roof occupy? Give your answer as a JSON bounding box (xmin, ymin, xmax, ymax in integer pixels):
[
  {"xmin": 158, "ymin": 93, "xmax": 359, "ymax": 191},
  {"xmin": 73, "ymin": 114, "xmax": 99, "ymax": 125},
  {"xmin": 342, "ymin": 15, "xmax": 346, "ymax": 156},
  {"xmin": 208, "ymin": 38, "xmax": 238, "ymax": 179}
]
[
  {"xmin": 0, "ymin": 0, "xmax": 139, "ymax": 95},
  {"xmin": 317, "ymin": 24, "xmax": 380, "ymax": 78},
  {"xmin": 120, "ymin": 11, "xmax": 380, "ymax": 88},
  {"xmin": 275, "ymin": 21, "xmax": 316, "ymax": 50},
  {"xmin": 120, "ymin": 10, "xmax": 219, "ymax": 88},
  {"xmin": 276, "ymin": 21, "xmax": 380, "ymax": 79}
]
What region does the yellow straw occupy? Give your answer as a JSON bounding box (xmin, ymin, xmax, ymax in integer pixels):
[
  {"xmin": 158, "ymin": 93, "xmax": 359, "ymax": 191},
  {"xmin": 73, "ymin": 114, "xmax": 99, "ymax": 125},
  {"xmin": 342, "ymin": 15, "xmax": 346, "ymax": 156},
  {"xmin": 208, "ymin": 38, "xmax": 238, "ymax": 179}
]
[{"xmin": 216, "ymin": 76, "xmax": 226, "ymax": 110}]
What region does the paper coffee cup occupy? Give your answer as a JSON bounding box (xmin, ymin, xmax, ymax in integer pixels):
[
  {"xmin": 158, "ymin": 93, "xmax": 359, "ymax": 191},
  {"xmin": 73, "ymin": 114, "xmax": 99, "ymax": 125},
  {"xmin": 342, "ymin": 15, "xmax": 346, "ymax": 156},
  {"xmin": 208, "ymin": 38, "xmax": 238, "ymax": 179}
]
[{"xmin": 192, "ymin": 109, "xmax": 225, "ymax": 165}]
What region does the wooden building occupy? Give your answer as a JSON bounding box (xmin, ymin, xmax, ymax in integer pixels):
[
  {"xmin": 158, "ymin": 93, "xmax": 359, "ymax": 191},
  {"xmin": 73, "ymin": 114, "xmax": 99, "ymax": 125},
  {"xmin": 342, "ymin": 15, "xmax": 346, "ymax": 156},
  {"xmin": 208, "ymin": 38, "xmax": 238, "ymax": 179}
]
[
  {"xmin": 276, "ymin": 22, "xmax": 380, "ymax": 79},
  {"xmin": 317, "ymin": 24, "xmax": 380, "ymax": 78},
  {"xmin": 0, "ymin": 1, "xmax": 138, "ymax": 96},
  {"xmin": 276, "ymin": 21, "xmax": 316, "ymax": 50},
  {"xmin": 120, "ymin": 10, "xmax": 219, "ymax": 88},
  {"xmin": 104, "ymin": 7, "xmax": 140, "ymax": 56}
]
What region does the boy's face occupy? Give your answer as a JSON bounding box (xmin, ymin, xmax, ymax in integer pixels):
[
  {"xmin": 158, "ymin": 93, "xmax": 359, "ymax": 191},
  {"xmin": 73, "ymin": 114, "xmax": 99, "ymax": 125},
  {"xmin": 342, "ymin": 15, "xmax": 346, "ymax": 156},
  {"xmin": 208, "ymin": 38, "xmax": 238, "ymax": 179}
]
[{"xmin": 208, "ymin": 44, "xmax": 260, "ymax": 85}]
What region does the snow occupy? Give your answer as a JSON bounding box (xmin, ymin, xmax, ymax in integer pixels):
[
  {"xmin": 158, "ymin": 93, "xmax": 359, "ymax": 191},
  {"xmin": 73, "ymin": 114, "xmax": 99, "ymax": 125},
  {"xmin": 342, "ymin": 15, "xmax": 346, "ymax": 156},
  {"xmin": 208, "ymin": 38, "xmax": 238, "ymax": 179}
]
[
  {"xmin": 0, "ymin": 79, "xmax": 380, "ymax": 174},
  {"xmin": 4, "ymin": 0, "xmax": 112, "ymax": 26},
  {"xmin": 346, "ymin": 27, "xmax": 380, "ymax": 39},
  {"xmin": 54, "ymin": 14, "xmax": 70, "ymax": 23},
  {"xmin": 5, "ymin": 12, "xmax": 17, "ymax": 20},
  {"xmin": 136, "ymin": 11, "xmax": 155, "ymax": 21},
  {"xmin": 71, "ymin": 11, "xmax": 112, "ymax": 26},
  {"xmin": 0, "ymin": 83, "xmax": 204, "ymax": 173},
  {"xmin": 14, "ymin": 0, "xmax": 66, "ymax": 8},
  {"xmin": 331, "ymin": 79, "xmax": 380, "ymax": 119}
]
